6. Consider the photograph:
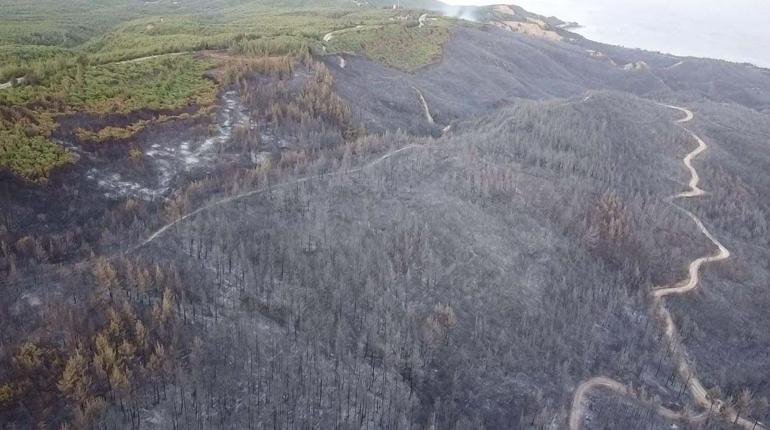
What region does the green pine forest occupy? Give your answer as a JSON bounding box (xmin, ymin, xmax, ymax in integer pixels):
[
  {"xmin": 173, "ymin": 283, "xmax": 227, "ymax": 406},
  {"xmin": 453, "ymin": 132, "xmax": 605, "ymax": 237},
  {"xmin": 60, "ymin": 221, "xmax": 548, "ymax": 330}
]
[{"xmin": 0, "ymin": 0, "xmax": 453, "ymax": 181}]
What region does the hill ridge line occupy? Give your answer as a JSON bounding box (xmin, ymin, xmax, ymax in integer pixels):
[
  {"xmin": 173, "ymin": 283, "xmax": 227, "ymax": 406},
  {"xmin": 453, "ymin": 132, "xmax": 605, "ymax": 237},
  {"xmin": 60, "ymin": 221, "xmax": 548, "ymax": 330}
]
[{"xmin": 131, "ymin": 143, "xmax": 428, "ymax": 252}]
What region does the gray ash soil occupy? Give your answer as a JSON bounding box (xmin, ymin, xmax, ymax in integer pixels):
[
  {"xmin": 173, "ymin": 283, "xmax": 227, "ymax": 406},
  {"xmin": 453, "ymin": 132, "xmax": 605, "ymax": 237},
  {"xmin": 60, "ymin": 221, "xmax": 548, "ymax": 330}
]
[
  {"xmin": 663, "ymin": 101, "xmax": 770, "ymax": 405},
  {"xmin": 325, "ymin": 25, "xmax": 770, "ymax": 137},
  {"xmin": 0, "ymin": 80, "xmax": 292, "ymax": 238},
  {"xmin": 3, "ymin": 16, "xmax": 770, "ymax": 430},
  {"xmin": 80, "ymin": 90, "xmax": 251, "ymax": 201},
  {"xmin": 129, "ymin": 92, "xmax": 738, "ymax": 429}
]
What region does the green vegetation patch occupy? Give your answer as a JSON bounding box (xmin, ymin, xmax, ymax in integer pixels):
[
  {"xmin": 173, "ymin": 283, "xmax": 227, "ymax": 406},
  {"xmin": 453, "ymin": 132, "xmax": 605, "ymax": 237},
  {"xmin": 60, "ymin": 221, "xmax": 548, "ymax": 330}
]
[
  {"xmin": 0, "ymin": 54, "xmax": 217, "ymax": 112},
  {"xmin": 75, "ymin": 55, "xmax": 217, "ymax": 112},
  {"xmin": 0, "ymin": 0, "xmax": 448, "ymax": 181},
  {"xmin": 0, "ymin": 45, "xmax": 71, "ymax": 82},
  {"xmin": 0, "ymin": 126, "xmax": 74, "ymax": 182},
  {"xmin": 326, "ymin": 17, "xmax": 453, "ymax": 71},
  {"xmin": 0, "ymin": 54, "xmax": 216, "ymax": 180}
]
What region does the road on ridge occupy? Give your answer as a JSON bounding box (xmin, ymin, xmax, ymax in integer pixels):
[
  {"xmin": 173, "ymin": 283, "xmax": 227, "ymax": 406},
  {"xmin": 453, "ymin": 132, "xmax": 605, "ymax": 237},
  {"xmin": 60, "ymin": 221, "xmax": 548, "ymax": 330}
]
[{"xmin": 133, "ymin": 143, "xmax": 429, "ymax": 251}]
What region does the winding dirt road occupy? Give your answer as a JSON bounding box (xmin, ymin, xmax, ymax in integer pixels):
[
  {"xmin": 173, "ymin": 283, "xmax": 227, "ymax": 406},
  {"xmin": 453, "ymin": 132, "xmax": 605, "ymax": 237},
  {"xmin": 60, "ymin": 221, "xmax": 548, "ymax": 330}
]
[
  {"xmin": 133, "ymin": 100, "xmax": 764, "ymax": 429},
  {"xmin": 569, "ymin": 377, "xmax": 709, "ymax": 428},
  {"xmin": 569, "ymin": 104, "xmax": 765, "ymax": 430}
]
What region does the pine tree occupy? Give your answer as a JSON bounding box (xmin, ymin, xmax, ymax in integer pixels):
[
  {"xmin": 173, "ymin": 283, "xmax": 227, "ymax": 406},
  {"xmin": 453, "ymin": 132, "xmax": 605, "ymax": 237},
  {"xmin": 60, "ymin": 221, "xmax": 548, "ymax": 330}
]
[{"xmin": 58, "ymin": 347, "xmax": 91, "ymax": 405}]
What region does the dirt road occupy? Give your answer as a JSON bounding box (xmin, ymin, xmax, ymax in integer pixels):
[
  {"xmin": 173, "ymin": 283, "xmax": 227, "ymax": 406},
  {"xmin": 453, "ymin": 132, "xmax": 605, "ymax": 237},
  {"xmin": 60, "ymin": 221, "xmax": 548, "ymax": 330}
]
[
  {"xmin": 569, "ymin": 377, "xmax": 708, "ymax": 429},
  {"xmin": 569, "ymin": 104, "xmax": 765, "ymax": 430},
  {"xmin": 323, "ymin": 25, "xmax": 365, "ymax": 43},
  {"xmin": 418, "ymin": 14, "xmax": 429, "ymax": 28},
  {"xmin": 134, "ymin": 100, "xmax": 763, "ymax": 429},
  {"xmin": 413, "ymin": 86, "xmax": 435, "ymax": 124},
  {"xmin": 666, "ymin": 61, "xmax": 686, "ymax": 70},
  {"xmin": 0, "ymin": 77, "xmax": 25, "ymax": 90},
  {"xmin": 133, "ymin": 144, "xmax": 426, "ymax": 251},
  {"xmin": 114, "ymin": 51, "xmax": 186, "ymax": 65}
]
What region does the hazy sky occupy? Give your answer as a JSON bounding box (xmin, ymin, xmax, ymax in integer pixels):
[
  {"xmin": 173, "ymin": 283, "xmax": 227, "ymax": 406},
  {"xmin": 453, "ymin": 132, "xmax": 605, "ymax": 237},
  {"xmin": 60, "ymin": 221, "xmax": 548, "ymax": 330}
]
[{"xmin": 442, "ymin": 0, "xmax": 770, "ymax": 67}]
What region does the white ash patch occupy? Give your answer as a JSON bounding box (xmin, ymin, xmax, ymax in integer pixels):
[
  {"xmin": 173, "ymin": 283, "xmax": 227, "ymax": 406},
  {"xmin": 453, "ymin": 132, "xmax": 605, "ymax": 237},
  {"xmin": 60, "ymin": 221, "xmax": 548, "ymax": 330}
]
[{"xmin": 83, "ymin": 90, "xmax": 251, "ymax": 201}]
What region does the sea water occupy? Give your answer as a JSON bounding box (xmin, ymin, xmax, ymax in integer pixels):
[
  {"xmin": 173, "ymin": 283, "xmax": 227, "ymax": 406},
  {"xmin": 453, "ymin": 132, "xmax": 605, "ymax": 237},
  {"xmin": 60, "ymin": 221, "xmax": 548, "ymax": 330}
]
[{"xmin": 444, "ymin": 0, "xmax": 770, "ymax": 68}]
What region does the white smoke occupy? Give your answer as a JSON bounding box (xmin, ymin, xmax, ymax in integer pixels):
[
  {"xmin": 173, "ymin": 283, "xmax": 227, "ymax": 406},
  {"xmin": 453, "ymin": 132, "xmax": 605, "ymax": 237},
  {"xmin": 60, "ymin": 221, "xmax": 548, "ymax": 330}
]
[{"xmin": 438, "ymin": 4, "xmax": 480, "ymax": 22}]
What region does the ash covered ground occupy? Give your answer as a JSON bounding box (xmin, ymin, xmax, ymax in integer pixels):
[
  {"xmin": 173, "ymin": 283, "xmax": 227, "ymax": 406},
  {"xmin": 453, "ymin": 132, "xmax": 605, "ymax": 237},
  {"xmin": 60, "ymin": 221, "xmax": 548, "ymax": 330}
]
[{"xmin": 2, "ymin": 15, "xmax": 770, "ymax": 430}]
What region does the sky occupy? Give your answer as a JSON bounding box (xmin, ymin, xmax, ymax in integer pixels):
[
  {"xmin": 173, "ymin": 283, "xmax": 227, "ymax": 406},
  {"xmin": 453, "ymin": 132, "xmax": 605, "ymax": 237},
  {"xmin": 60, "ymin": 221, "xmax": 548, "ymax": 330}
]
[{"xmin": 441, "ymin": 0, "xmax": 770, "ymax": 67}]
